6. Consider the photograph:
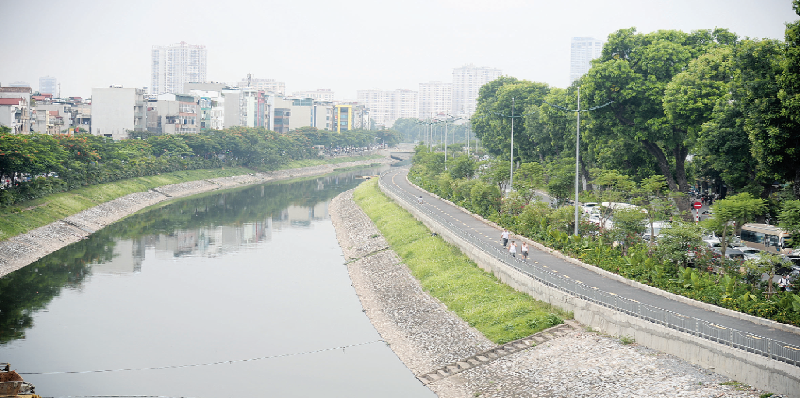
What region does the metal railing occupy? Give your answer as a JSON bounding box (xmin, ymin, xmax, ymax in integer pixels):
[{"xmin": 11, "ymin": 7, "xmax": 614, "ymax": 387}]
[{"xmin": 379, "ymin": 170, "xmax": 800, "ymax": 366}]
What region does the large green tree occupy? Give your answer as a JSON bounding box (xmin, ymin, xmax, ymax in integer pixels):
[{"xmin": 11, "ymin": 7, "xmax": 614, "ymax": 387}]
[
  {"xmin": 473, "ymin": 78, "xmax": 551, "ymax": 166},
  {"xmin": 582, "ymin": 28, "xmax": 737, "ymax": 215}
]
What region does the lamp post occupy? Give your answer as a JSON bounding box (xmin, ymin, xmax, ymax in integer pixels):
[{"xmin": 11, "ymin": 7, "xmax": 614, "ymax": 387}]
[
  {"xmin": 543, "ymin": 87, "xmax": 613, "ymax": 236},
  {"xmin": 492, "ymin": 97, "xmax": 525, "ymax": 193}
]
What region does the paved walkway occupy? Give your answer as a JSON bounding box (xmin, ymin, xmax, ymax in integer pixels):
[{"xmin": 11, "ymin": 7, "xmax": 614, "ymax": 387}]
[{"xmin": 380, "ymin": 168, "xmax": 800, "ymax": 360}]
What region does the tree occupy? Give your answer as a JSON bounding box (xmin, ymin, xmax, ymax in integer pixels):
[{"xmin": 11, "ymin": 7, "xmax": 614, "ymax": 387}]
[
  {"xmin": 706, "ymin": 193, "xmax": 766, "ymax": 257},
  {"xmin": 654, "ymin": 221, "xmax": 704, "ymax": 268},
  {"xmin": 590, "ymin": 168, "xmax": 636, "ymax": 232},
  {"xmin": 545, "ymin": 158, "xmax": 575, "ymax": 207},
  {"xmin": 609, "ymin": 207, "xmax": 647, "ymax": 254},
  {"xmin": 582, "ymin": 28, "xmax": 738, "ymax": 215},
  {"xmin": 473, "ymin": 78, "xmax": 551, "ymax": 164},
  {"xmin": 774, "ymin": 1, "xmax": 800, "ymax": 198},
  {"xmin": 778, "ymin": 200, "xmax": 800, "ymax": 247},
  {"xmin": 633, "ymin": 175, "xmax": 679, "ymax": 242},
  {"xmin": 449, "ymin": 155, "xmax": 477, "ymax": 180},
  {"xmin": 512, "ymin": 162, "xmax": 545, "ymax": 203}
]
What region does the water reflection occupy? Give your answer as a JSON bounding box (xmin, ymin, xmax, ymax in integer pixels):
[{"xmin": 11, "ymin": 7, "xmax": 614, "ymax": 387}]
[{"xmin": 0, "ymin": 167, "xmax": 382, "ymax": 344}]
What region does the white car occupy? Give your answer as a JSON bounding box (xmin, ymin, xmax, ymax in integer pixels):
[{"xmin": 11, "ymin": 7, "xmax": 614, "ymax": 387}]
[{"xmin": 738, "ymin": 247, "xmax": 763, "ymax": 260}]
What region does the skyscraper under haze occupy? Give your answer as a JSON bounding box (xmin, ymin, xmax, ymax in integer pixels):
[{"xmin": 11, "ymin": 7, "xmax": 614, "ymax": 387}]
[
  {"xmin": 39, "ymin": 76, "xmax": 57, "ymax": 96},
  {"xmin": 150, "ymin": 42, "xmax": 207, "ymax": 95},
  {"xmin": 451, "ymin": 64, "xmax": 502, "ymax": 117},
  {"xmin": 569, "ymin": 37, "xmax": 604, "ymax": 84}
]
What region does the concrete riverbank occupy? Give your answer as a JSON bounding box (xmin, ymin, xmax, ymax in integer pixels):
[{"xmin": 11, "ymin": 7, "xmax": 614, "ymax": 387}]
[
  {"xmin": 329, "ymin": 188, "xmax": 774, "ymax": 398},
  {"xmin": 0, "ymin": 157, "xmax": 392, "ymax": 278}
]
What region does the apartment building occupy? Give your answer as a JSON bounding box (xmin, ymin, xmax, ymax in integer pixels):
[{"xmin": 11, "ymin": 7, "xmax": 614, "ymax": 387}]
[
  {"xmin": 452, "ymin": 64, "xmax": 502, "ymax": 117},
  {"xmin": 146, "ymin": 93, "xmax": 199, "ymax": 135},
  {"xmin": 0, "ymin": 87, "xmax": 33, "ymax": 133},
  {"xmin": 151, "ymin": 42, "xmax": 207, "ymax": 95},
  {"xmin": 569, "ymin": 37, "xmax": 604, "ymax": 84},
  {"xmin": 291, "ymin": 89, "xmax": 334, "ymax": 102},
  {"xmin": 418, "ymin": 81, "xmax": 452, "ymax": 119},
  {"xmin": 91, "ymin": 87, "xmax": 146, "ymax": 140},
  {"xmin": 39, "ymin": 76, "xmax": 57, "ymax": 97},
  {"xmin": 357, "ymin": 89, "xmax": 417, "ymax": 128},
  {"xmin": 238, "ymin": 75, "xmax": 286, "ymax": 96}
]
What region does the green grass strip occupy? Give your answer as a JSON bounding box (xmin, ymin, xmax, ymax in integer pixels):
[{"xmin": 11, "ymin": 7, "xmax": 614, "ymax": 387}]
[
  {"xmin": 0, "ymin": 167, "xmax": 253, "ymax": 241},
  {"xmin": 353, "ymin": 179, "xmax": 572, "ymax": 344},
  {"xmin": 0, "ymin": 155, "xmax": 383, "ymax": 242}
]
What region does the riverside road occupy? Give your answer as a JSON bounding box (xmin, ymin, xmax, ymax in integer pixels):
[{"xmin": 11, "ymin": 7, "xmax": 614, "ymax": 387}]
[{"xmin": 380, "ymin": 167, "xmax": 800, "ymax": 361}]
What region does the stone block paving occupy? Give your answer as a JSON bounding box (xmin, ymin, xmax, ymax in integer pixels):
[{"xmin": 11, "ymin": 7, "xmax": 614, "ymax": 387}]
[{"xmin": 417, "ymin": 322, "xmax": 578, "ymax": 385}]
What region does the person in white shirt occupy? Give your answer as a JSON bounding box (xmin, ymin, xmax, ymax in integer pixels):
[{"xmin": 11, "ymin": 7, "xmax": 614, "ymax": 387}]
[
  {"xmin": 508, "ymin": 241, "xmax": 517, "ymax": 257},
  {"xmin": 501, "ymin": 229, "xmax": 510, "ymax": 248}
]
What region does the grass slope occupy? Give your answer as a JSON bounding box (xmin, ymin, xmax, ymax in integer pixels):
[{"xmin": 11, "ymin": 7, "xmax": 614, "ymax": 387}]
[
  {"xmin": 353, "ymin": 179, "xmax": 571, "ymax": 344},
  {"xmin": 0, "ymin": 168, "xmax": 253, "ymax": 241},
  {"xmin": 0, "ymin": 155, "xmax": 384, "ymax": 242}
]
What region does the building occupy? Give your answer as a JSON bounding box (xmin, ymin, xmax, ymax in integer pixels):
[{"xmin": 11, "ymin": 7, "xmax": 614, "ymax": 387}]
[
  {"xmin": 357, "ymin": 89, "xmax": 417, "ymax": 128},
  {"xmin": 0, "ymin": 87, "xmax": 33, "ymax": 133},
  {"xmin": 418, "ymin": 81, "xmax": 452, "ymax": 119},
  {"xmin": 145, "ymin": 93, "xmax": 199, "ymax": 135},
  {"xmin": 39, "ymin": 76, "xmax": 57, "ymax": 97},
  {"xmin": 569, "ymin": 37, "xmax": 604, "ymax": 84},
  {"xmin": 238, "ymin": 75, "xmax": 285, "ymax": 96},
  {"xmin": 6, "ymin": 81, "xmax": 30, "ymax": 88},
  {"xmin": 452, "ymin": 64, "xmax": 502, "ymax": 117},
  {"xmin": 91, "ymin": 87, "xmax": 146, "ymax": 140},
  {"xmin": 150, "ymin": 42, "xmax": 207, "ymax": 95},
  {"xmin": 291, "ymin": 89, "xmax": 334, "ymax": 102}
]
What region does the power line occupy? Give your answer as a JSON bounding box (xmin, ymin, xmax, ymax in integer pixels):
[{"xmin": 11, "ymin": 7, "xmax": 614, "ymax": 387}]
[{"xmin": 20, "ymin": 340, "xmax": 386, "ymax": 376}]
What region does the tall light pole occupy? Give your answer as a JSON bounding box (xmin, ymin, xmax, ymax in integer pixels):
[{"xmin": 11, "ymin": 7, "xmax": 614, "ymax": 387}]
[
  {"xmin": 543, "ymin": 88, "xmax": 613, "ymax": 236},
  {"xmin": 510, "ymin": 97, "xmax": 515, "ymax": 190},
  {"xmin": 492, "ymin": 98, "xmax": 526, "ymax": 193}
]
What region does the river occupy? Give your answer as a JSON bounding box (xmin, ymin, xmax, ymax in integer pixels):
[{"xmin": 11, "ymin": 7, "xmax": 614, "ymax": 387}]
[{"xmin": 0, "ymin": 166, "xmax": 435, "ymax": 397}]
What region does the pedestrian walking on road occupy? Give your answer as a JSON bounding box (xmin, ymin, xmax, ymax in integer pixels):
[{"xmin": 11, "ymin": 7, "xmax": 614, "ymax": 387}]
[
  {"xmin": 521, "ymin": 242, "xmax": 529, "ymax": 260},
  {"xmin": 501, "ymin": 229, "xmax": 510, "ymax": 248},
  {"xmin": 508, "ymin": 241, "xmax": 517, "ymax": 258}
]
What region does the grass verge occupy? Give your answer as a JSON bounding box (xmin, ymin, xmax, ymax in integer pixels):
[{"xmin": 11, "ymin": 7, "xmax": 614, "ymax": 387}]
[
  {"xmin": 353, "ymin": 179, "xmax": 572, "ymax": 344},
  {"xmin": 0, "ymin": 155, "xmax": 385, "ymax": 242},
  {"xmin": 0, "ymin": 167, "xmax": 253, "ymax": 241}
]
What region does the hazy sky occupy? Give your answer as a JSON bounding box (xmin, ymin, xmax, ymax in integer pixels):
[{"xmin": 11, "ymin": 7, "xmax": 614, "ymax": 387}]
[{"xmin": 1, "ymin": 0, "xmax": 796, "ymax": 100}]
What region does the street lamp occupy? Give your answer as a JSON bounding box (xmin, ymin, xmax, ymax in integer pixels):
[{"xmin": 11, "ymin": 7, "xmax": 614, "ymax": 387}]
[
  {"xmin": 492, "ymin": 97, "xmax": 526, "ymax": 192},
  {"xmin": 543, "ymin": 87, "xmax": 613, "ymax": 236}
]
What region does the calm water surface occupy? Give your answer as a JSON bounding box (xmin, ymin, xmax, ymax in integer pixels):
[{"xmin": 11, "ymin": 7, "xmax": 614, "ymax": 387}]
[{"xmin": 0, "ymin": 167, "xmax": 435, "ymax": 397}]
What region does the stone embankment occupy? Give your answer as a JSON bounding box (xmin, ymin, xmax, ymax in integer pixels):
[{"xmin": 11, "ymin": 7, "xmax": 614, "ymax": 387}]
[
  {"xmin": 0, "ymin": 158, "xmax": 391, "ymax": 278},
  {"xmin": 329, "ymin": 189, "xmax": 772, "ymax": 398}
]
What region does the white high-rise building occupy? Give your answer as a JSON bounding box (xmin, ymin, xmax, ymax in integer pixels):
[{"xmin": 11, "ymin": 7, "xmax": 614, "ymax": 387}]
[
  {"xmin": 569, "ymin": 37, "xmax": 604, "ymax": 84},
  {"xmin": 357, "ymin": 89, "xmax": 417, "ymax": 128},
  {"xmin": 291, "ymin": 89, "xmax": 334, "ymax": 102},
  {"xmin": 418, "ymin": 81, "xmax": 452, "ymax": 119},
  {"xmin": 452, "ymin": 64, "xmax": 502, "ymax": 117},
  {"xmin": 39, "ymin": 76, "xmax": 57, "ymax": 96},
  {"xmin": 151, "ymin": 42, "xmax": 207, "ymax": 95},
  {"xmin": 238, "ymin": 75, "xmax": 286, "ymax": 96}
]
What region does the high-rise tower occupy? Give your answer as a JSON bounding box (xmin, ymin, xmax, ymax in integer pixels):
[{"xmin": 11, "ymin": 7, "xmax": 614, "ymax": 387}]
[
  {"xmin": 451, "ymin": 64, "xmax": 502, "ymax": 117},
  {"xmin": 569, "ymin": 37, "xmax": 604, "ymax": 84},
  {"xmin": 150, "ymin": 42, "xmax": 207, "ymax": 95}
]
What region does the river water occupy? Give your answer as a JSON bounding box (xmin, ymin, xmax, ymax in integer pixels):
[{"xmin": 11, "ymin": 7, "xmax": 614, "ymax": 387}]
[{"xmin": 0, "ymin": 166, "xmax": 435, "ymax": 397}]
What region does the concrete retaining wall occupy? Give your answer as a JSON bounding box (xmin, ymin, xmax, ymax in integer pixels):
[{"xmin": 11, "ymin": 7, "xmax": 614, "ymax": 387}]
[{"xmin": 380, "ymin": 180, "xmax": 800, "ymax": 398}]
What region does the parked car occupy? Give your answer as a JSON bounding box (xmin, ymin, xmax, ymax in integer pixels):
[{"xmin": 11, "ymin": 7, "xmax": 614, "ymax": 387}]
[{"xmin": 738, "ymin": 247, "xmax": 763, "ymax": 260}]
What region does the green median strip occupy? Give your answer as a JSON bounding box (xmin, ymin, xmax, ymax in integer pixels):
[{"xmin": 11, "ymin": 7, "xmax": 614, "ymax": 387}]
[{"xmin": 353, "ymin": 179, "xmax": 572, "ymax": 344}]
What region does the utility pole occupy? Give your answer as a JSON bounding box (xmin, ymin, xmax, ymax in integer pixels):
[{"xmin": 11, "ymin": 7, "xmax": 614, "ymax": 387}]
[{"xmin": 543, "ymin": 88, "xmax": 613, "ymax": 236}]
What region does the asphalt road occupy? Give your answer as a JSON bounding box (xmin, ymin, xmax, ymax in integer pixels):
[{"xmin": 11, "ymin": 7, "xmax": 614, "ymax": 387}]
[{"xmin": 380, "ymin": 167, "xmax": 800, "ymax": 353}]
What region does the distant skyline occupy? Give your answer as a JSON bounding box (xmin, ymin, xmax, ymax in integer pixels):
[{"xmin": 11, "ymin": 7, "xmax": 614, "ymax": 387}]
[{"xmin": 0, "ymin": 0, "xmax": 796, "ymax": 101}]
